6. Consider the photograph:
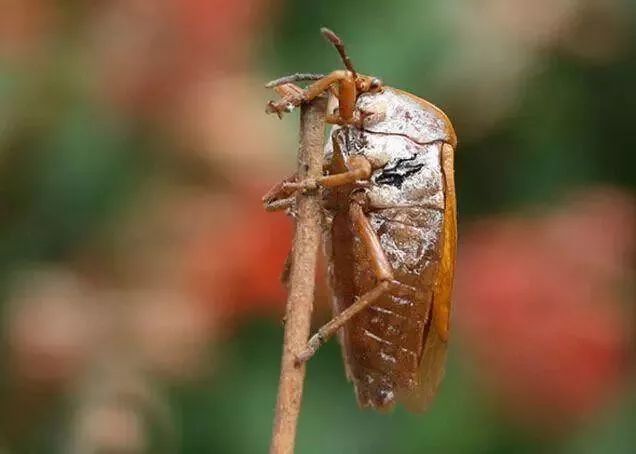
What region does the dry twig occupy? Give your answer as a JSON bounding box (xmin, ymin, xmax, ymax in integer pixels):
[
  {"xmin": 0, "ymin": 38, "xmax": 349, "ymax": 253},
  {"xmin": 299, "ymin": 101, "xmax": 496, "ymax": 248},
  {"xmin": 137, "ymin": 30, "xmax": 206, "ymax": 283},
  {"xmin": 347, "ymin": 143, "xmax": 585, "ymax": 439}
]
[{"xmin": 269, "ymin": 96, "xmax": 327, "ymax": 454}]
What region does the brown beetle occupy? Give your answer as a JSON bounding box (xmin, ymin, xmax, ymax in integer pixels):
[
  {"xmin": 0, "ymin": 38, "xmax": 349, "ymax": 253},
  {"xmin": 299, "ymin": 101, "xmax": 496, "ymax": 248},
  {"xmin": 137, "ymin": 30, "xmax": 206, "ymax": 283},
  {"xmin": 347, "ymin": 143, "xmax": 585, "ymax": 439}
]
[{"xmin": 263, "ymin": 28, "xmax": 457, "ymax": 412}]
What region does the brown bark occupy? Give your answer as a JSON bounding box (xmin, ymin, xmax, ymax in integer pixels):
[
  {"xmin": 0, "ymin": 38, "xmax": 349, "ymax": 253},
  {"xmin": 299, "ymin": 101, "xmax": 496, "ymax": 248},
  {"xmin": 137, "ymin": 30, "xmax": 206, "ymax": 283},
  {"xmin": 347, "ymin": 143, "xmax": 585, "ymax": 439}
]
[{"xmin": 269, "ymin": 95, "xmax": 327, "ymax": 454}]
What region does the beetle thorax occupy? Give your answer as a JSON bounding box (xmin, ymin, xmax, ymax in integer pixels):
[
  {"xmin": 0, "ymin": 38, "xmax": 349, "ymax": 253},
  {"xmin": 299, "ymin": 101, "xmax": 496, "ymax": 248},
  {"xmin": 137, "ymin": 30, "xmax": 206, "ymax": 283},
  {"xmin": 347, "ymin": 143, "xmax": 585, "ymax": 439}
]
[{"xmin": 324, "ymin": 87, "xmax": 456, "ymax": 211}]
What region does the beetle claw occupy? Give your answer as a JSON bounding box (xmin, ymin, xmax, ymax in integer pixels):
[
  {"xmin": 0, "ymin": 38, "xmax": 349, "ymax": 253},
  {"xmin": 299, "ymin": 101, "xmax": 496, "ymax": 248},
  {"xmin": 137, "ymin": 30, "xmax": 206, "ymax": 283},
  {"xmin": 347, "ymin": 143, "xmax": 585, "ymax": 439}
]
[
  {"xmin": 265, "ymin": 93, "xmax": 305, "ymax": 118},
  {"xmin": 266, "ymin": 100, "xmax": 284, "ymax": 119}
]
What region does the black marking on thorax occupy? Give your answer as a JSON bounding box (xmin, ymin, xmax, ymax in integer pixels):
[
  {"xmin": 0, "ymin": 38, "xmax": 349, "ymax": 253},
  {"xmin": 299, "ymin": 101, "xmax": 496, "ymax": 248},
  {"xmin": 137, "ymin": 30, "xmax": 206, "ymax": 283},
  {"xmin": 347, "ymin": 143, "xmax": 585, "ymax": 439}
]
[{"xmin": 374, "ymin": 155, "xmax": 424, "ymax": 188}]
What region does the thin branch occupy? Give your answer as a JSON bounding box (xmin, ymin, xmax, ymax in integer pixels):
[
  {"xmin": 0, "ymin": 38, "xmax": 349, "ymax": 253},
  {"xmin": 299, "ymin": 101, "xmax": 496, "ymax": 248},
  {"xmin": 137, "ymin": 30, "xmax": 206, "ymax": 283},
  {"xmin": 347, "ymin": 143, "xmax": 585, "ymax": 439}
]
[{"xmin": 270, "ymin": 96, "xmax": 328, "ymax": 454}]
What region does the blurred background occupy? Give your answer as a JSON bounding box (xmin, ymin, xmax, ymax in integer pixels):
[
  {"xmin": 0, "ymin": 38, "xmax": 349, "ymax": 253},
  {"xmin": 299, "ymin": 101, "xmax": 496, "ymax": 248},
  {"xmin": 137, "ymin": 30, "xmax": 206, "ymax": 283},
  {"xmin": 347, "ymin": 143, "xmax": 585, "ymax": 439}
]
[{"xmin": 0, "ymin": 0, "xmax": 634, "ymax": 452}]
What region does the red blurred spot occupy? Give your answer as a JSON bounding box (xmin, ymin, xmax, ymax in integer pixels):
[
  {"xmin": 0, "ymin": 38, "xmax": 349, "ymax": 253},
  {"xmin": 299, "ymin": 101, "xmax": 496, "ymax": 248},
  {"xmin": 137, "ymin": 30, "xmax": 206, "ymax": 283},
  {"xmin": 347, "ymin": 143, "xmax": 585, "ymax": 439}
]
[
  {"xmin": 0, "ymin": 0, "xmax": 55, "ymax": 59},
  {"xmin": 455, "ymin": 187, "xmax": 634, "ymax": 430},
  {"xmin": 186, "ymin": 186, "xmax": 292, "ymax": 321}
]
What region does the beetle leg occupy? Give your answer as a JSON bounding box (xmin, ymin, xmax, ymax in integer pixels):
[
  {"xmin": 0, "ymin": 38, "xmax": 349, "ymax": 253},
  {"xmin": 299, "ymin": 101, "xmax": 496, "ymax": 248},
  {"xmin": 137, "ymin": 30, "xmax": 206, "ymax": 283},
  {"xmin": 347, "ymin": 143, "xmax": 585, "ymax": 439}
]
[
  {"xmin": 266, "ymin": 83, "xmax": 306, "ymax": 118},
  {"xmin": 350, "ymin": 200, "xmax": 416, "ymax": 297},
  {"xmin": 296, "ymin": 198, "xmax": 415, "ymax": 364},
  {"xmin": 264, "ymin": 196, "xmax": 296, "ymax": 212},
  {"xmin": 305, "ymin": 70, "xmax": 356, "ymax": 123},
  {"xmin": 264, "ymin": 155, "xmax": 348, "ymax": 210},
  {"xmin": 263, "ymin": 160, "xmax": 336, "ymax": 210},
  {"xmin": 350, "ymin": 201, "xmax": 392, "ymax": 281},
  {"xmin": 266, "ymin": 70, "xmax": 357, "ymax": 122},
  {"xmin": 296, "ymin": 280, "xmax": 391, "ymax": 364},
  {"xmin": 326, "ymin": 110, "xmax": 378, "ymax": 128},
  {"xmin": 283, "ymin": 155, "xmax": 372, "ymax": 192},
  {"xmin": 325, "ymin": 113, "xmax": 346, "ymax": 125},
  {"xmin": 262, "ymin": 172, "xmax": 298, "ymax": 210}
]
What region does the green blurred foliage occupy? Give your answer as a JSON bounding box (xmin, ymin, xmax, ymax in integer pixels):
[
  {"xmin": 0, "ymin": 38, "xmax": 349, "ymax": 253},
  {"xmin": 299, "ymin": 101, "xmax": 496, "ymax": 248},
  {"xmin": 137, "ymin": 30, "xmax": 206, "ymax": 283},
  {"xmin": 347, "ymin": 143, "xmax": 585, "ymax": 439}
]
[{"xmin": 170, "ymin": 321, "xmax": 634, "ymax": 454}]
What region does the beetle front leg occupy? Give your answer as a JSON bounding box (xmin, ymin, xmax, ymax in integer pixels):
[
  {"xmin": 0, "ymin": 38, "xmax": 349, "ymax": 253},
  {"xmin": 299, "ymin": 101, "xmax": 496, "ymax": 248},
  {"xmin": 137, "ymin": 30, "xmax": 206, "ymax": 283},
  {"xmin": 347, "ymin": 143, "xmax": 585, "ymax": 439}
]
[
  {"xmin": 265, "ymin": 83, "xmax": 306, "ymax": 118},
  {"xmin": 266, "ymin": 70, "xmax": 356, "ymax": 122}
]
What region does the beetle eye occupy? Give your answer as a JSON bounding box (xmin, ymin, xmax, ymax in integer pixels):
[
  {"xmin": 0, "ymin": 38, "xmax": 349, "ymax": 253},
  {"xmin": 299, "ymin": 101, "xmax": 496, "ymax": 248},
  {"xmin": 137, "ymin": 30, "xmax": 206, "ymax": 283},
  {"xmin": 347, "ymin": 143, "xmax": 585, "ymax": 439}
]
[{"xmin": 370, "ymin": 78, "xmax": 383, "ymax": 91}]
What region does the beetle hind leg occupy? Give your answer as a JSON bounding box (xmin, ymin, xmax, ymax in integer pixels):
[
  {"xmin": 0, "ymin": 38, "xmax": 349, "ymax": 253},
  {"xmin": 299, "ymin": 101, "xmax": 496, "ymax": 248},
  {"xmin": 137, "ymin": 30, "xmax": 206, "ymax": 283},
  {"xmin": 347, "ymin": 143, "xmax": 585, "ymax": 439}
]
[
  {"xmin": 349, "ymin": 198, "xmax": 416, "ymax": 297},
  {"xmin": 296, "ymin": 280, "xmax": 391, "ymax": 364},
  {"xmin": 296, "ymin": 196, "xmax": 413, "ymax": 364}
]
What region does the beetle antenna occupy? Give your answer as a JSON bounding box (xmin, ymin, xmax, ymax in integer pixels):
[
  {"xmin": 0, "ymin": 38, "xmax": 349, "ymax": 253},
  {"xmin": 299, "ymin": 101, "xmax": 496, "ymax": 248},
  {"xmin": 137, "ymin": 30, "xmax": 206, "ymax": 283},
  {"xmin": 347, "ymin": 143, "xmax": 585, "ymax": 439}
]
[{"xmin": 321, "ymin": 27, "xmax": 357, "ymax": 78}]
